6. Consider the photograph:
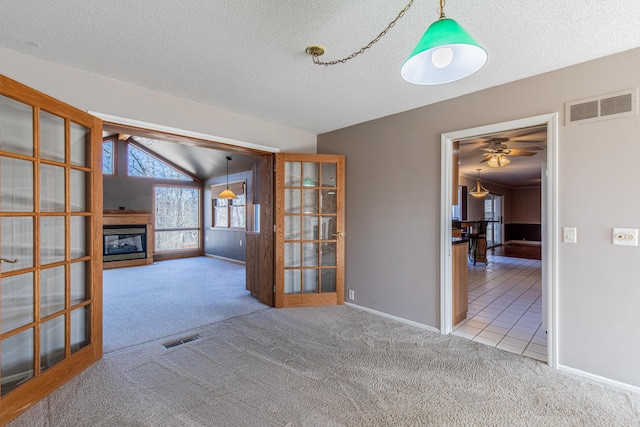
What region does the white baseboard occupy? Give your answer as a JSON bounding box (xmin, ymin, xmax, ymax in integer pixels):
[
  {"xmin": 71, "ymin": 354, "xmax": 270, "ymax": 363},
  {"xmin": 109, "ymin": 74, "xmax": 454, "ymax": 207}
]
[
  {"xmin": 558, "ymin": 364, "xmax": 640, "ymax": 394},
  {"xmin": 204, "ymin": 253, "xmax": 245, "ymax": 266},
  {"xmin": 345, "ymin": 302, "xmax": 440, "ymax": 334}
]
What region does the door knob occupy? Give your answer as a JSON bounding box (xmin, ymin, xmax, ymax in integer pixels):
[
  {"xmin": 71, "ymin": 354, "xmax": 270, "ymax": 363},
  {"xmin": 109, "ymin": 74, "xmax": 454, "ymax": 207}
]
[
  {"xmin": 0, "ymin": 258, "xmax": 18, "ymax": 264},
  {"xmin": 332, "ymin": 231, "xmax": 344, "ymax": 237}
]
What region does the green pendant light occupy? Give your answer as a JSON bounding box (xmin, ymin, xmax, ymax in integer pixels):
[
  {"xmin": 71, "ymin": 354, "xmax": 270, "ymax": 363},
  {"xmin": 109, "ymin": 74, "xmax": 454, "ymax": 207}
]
[{"xmin": 401, "ymin": 1, "xmax": 487, "ymax": 85}]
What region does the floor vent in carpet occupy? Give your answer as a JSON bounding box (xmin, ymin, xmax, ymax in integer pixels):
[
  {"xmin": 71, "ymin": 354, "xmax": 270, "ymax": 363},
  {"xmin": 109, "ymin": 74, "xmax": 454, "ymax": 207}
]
[{"xmin": 162, "ymin": 334, "xmax": 201, "ymax": 349}]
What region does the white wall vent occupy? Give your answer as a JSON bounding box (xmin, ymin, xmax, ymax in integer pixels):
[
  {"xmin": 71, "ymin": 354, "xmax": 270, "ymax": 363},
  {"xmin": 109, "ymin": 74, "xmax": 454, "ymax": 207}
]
[{"xmin": 565, "ymin": 89, "xmax": 637, "ymax": 125}]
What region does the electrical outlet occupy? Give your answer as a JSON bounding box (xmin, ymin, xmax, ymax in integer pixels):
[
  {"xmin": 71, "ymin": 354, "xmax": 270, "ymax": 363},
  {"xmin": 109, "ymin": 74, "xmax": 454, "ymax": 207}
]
[
  {"xmin": 613, "ymin": 228, "xmax": 638, "ymax": 246},
  {"xmin": 348, "ymin": 289, "xmax": 355, "ymax": 300}
]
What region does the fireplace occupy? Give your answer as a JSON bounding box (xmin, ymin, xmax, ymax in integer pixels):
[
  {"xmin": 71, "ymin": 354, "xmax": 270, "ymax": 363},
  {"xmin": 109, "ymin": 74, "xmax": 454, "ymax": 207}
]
[
  {"xmin": 103, "ymin": 225, "xmax": 147, "ymax": 262},
  {"xmin": 103, "ymin": 211, "xmax": 154, "ymax": 268}
]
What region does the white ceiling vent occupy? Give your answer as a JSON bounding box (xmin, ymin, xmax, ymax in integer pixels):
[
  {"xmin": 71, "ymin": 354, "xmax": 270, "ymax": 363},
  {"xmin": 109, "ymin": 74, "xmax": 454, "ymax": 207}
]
[{"xmin": 565, "ymin": 89, "xmax": 637, "ymax": 125}]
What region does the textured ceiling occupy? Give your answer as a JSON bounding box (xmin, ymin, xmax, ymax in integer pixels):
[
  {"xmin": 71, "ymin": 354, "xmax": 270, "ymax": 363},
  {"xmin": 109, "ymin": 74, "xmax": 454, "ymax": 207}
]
[{"xmin": 1, "ymin": 1, "xmax": 640, "ymax": 136}]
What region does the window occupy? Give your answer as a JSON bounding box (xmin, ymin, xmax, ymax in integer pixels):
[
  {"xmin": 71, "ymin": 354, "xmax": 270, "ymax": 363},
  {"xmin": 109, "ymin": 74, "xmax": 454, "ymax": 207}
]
[
  {"xmin": 102, "ymin": 139, "xmax": 115, "ymax": 175},
  {"xmin": 154, "ymin": 185, "xmax": 201, "ymax": 252},
  {"xmin": 127, "ymin": 142, "xmax": 193, "ymax": 181},
  {"xmin": 212, "ymin": 182, "xmax": 246, "ymax": 229}
]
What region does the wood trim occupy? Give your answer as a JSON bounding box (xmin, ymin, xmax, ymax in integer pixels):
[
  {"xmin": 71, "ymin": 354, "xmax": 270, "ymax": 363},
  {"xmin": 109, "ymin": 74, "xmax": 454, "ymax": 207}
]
[
  {"xmin": 103, "ymin": 122, "xmax": 275, "ymax": 156},
  {"xmin": 258, "ymin": 154, "xmax": 274, "ymax": 306},
  {"xmin": 336, "ymin": 154, "xmax": 345, "ymax": 305},
  {"xmin": 153, "ymin": 250, "xmax": 203, "ymax": 262},
  {"xmin": 281, "ymin": 292, "xmax": 338, "ymax": 308},
  {"xmin": 274, "ymin": 154, "xmax": 285, "ymax": 307},
  {"xmin": 246, "ymin": 233, "xmax": 260, "ymax": 294}
]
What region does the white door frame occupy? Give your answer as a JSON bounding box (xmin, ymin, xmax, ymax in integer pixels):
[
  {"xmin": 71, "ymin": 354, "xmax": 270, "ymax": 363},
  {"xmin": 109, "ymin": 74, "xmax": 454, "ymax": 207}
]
[{"xmin": 440, "ymin": 113, "xmax": 559, "ymax": 368}]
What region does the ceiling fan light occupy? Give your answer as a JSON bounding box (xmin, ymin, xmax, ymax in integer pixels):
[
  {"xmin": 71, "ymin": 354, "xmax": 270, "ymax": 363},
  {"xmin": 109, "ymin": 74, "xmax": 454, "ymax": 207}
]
[
  {"xmin": 498, "ymin": 155, "xmax": 510, "ymax": 167},
  {"xmin": 487, "ymin": 155, "xmax": 499, "ymax": 168},
  {"xmin": 401, "ymin": 18, "xmax": 487, "ymax": 85}
]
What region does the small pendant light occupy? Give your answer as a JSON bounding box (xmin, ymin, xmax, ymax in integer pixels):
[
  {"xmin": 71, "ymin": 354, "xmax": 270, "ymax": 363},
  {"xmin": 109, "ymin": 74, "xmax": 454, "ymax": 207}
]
[
  {"xmin": 217, "ymin": 156, "xmax": 237, "ymax": 199},
  {"xmin": 469, "ymin": 168, "xmax": 489, "ymax": 198}
]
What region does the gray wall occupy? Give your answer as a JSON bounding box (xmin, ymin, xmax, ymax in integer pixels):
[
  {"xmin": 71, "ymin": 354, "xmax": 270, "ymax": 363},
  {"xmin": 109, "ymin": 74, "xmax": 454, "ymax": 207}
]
[
  {"xmin": 203, "ymin": 169, "xmax": 255, "ymax": 261},
  {"xmin": 318, "ymin": 48, "xmax": 640, "ymax": 388}
]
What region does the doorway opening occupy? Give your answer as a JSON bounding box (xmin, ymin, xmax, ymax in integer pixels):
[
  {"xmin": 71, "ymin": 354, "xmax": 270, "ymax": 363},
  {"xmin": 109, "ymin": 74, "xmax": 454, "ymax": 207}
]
[
  {"xmin": 440, "ymin": 114, "xmax": 558, "ymax": 368},
  {"xmin": 100, "ymin": 117, "xmax": 275, "ymax": 352}
]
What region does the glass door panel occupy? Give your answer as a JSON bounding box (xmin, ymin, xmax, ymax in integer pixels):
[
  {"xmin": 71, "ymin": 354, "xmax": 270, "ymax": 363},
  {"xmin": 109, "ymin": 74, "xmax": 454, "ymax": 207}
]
[
  {"xmin": 40, "ymin": 315, "xmax": 66, "ymax": 372},
  {"xmin": 1, "ymin": 273, "xmax": 34, "ymax": 333},
  {"xmin": 321, "ymin": 163, "xmax": 337, "ymax": 186},
  {"xmin": 321, "ymin": 268, "xmax": 336, "ymax": 292},
  {"xmin": 302, "ymin": 242, "xmax": 318, "ymax": 266},
  {"xmin": 1, "ymin": 217, "xmax": 34, "ymax": 272},
  {"xmin": 284, "ymin": 216, "xmax": 300, "ymax": 240},
  {"xmin": 1, "ymin": 157, "xmax": 34, "ymax": 212},
  {"xmin": 302, "ymin": 269, "xmax": 318, "ymax": 293},
  {"xmin": 1, "ymin": 328, "xmax": 34, "ymax": 397},
  {"xmin": 69, "ymin": 122, "xmax": 89, "ymax": 167},
  {"xmin": 70, "ymin": 216, "xmax": 87, "ymax": 259},
  {"xmin": 284, "ymin": 189, "xmax": 300, "ymax": 213},
  {"xmin": 39, "ymin": 110, "xmax": 65, "ymax": 163},
  {"xmin": 70, "ymin": 306, "xmax": 90, "ymax": 353},
  {"xmin": 40, "ymin": 164, "xmax": 65, "ymax": 212},
  {"xmin": 70, "ymin": 169, "xmax": 87, "ymax": 212},
  {"xmin": 0, "ymin": 95, "xmax": 33, "ymax": 157},
  {"xmin": 40, "ymin": 216, "xmax": 66, "ymax": 265},
  {"xmin": 70, "ymin": 261, "xmax": 89, "ymax": 305},
  {"xmin": 40, "ymin": 266, "xmax": 66, "ymax": 317},
  {"xmin": 284, "ymin": 162, "xmax": 301, "ymax": 186},
  {"xmin": 303, "ymin": 162, "xmax": 318, "ymax": 186}
]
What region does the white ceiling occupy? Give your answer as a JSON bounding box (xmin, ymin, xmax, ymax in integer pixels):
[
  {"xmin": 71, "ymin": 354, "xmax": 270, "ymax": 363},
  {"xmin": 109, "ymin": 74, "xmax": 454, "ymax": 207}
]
[{"xmin": 1, "ymin": 1, "xmax": 640, "ymax": 136}]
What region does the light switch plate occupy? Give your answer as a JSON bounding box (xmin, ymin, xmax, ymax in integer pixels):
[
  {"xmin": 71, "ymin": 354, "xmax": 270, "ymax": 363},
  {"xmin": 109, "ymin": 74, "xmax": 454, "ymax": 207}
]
[
  {"xmin": 612, "ymin": 228, "xmax": 638, "ymax": 246},
  {"xmin": 563, "ymin": 227, "xmax": 577, "ymax": 243}
]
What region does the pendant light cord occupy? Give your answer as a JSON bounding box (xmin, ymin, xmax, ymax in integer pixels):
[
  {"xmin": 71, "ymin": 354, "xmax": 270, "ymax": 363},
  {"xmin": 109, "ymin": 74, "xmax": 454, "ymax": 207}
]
[
  {"xmin": 226, "ymin": 156, "xmax": 230, "ymax": 190},
  {"xmin": 310, "ymin": 0, "xmax": 415, "ymax": 66}
]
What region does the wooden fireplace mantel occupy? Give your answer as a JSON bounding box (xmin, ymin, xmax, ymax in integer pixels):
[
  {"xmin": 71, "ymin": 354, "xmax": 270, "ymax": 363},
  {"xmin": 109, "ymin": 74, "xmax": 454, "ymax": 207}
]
[{"xmin": 103, "ymin": 211, "xmax": 154, "ymax": 269}]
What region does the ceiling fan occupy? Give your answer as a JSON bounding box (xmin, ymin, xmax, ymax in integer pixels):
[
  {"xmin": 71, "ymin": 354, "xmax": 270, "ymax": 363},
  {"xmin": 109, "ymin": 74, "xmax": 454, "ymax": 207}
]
[{"xmin": 480, "ymin": 138, "xmax": 543, "ymax": 167}]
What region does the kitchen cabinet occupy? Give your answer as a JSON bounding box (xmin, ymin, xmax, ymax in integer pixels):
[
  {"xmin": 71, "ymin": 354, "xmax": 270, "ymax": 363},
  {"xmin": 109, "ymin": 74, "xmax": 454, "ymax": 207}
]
[{"xmin": 452, "ymin": 239, "xmax": 468, "ymax": 325}]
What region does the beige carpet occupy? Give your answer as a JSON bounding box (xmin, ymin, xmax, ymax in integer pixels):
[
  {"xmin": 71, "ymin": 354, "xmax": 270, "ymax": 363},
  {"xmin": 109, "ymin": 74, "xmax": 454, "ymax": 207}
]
[
  {"xmin": 103, "ymin": 256, "xmax": 268, "ymax": 353},
  {"xmin": 9, "ymin": 306, "xmax": 640, "ymax": 426}
]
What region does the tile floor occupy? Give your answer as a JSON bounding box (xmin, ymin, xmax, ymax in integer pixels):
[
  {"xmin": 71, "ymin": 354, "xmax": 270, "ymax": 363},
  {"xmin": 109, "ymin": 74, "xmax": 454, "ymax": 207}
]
[{"xmin": 452, "ymin": 254, "xmax": 547, "ymax": 362}]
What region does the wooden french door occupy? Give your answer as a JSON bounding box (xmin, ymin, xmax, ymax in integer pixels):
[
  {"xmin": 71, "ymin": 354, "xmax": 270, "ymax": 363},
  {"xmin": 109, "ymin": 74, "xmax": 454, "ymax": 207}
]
[
  {"xmin": 0, "ymin": 75, "xmax": 103, "ymax": 425},
  {"xmin": 275, "ymin": 153, "xmax": 345, "ymax": 308}
]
